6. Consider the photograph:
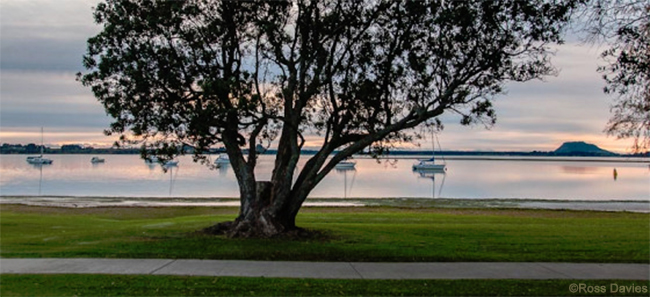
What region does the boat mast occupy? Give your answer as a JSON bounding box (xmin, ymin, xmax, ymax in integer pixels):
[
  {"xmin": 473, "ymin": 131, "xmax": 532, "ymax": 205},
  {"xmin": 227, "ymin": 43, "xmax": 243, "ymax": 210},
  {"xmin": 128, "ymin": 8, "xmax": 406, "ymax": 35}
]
[
  {"xmin": 40, "ymin": 127, "xmax": 44, "ymax": 157},
  {"xmin": 431, "ymin": 130, "xmax": 435, "ymax": 160}
]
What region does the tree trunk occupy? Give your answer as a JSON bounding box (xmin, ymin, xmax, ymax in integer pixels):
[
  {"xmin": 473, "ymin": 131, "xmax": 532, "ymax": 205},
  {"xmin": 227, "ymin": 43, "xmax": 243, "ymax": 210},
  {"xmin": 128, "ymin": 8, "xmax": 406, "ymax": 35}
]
[{"xmin": 203, "ymin": 181, "xmax": 299, "ymax": 238}]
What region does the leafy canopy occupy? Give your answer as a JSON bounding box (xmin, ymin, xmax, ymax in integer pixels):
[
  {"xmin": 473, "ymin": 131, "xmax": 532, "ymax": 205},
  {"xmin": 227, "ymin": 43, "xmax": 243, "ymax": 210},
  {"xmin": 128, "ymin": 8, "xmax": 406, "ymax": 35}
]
[{"xmin": 79, "ymin": 0, "xmax": 580, "ymax": 202}]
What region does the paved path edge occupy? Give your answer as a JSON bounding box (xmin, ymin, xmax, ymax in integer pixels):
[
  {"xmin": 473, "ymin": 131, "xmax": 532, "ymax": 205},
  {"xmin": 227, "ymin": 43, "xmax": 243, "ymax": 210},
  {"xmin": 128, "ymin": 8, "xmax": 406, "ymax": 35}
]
[{"xmin": 1, "ymin": 259, "xmax": 648, "ymax": 280}]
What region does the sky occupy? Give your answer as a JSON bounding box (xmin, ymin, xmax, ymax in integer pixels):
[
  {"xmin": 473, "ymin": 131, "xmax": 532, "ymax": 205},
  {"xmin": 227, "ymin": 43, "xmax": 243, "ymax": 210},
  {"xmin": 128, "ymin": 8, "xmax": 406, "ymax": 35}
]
[{"xmin": 0, "ymin": 0, "xmax": 636, "ymax": 153}]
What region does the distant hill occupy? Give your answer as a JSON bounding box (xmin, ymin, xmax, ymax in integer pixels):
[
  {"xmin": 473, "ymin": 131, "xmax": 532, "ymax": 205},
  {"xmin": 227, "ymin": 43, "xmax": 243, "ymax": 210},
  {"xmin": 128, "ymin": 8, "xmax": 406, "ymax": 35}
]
[{"xmin": 554, "ymin": 141, "xmax": 616, "ymax": 156}]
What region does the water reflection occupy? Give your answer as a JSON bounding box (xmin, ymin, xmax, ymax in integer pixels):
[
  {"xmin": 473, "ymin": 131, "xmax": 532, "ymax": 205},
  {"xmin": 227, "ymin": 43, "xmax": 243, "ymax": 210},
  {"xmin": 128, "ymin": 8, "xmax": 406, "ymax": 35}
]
[
  {"xmin": 31, "ymin": 163, "xmax": 48, "ymax": 195},
  {"xmin": 561, "ymin": 166, "xmax": 599, "ymax": 175},
  {"xmin": 167, "ymin": 165, "xmax": 179, "ymax": 196},
  {"xmin": 334, "ymin": 167, "xmax": 356, "ymax": 198},
  {"xmin": 217, "ymin": 163, "xmax": 229, "ymax": 176},
  {"xmin": 413, "ymin": 169, "xmax": 446, "ymax": 198},
  {"xmin": 1, "ymin": 155, "xmax": 648, "ymax": 200}
]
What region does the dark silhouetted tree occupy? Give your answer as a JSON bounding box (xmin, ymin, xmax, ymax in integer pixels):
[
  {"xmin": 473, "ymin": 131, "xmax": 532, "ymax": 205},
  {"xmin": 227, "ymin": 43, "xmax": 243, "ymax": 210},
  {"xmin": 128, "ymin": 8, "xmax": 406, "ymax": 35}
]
[
  {"xmin": 581, "ymin": 0, "xmax": 649, "ymax": 152},
  {"xmin": 79, "ymin": 0, "xmax": 580, "ymax": 237}
]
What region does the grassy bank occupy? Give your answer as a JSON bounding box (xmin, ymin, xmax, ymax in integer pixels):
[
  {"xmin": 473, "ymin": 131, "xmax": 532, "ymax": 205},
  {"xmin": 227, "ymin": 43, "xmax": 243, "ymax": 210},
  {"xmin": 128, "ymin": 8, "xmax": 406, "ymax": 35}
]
[
  {"xmin": 2, "ymin": 275, "xmax": 649, "ymax": 296},
  {"xmin": 1, "ymin": 205, "xmax": 647, "ymax": 263}
]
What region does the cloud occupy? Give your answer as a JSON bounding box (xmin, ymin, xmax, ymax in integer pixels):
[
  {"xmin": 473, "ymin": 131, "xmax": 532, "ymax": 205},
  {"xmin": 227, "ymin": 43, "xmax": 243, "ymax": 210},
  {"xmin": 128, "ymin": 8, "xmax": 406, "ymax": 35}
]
[
  {"xmin": 0, "ymin": 70, "xmax": 113, "ymax": 144},
  {"xmin": 0, "ymin": 71, "xmax": 107, "ymax": 113},
  {"xmin": 0, "ymin": 129, "xmax": 113, "ymax": 147},
  {"xmin": 1, "ymin": 0, "xmax": 100, "ymax": 71},
  {"xmin": 0, "ymin": 111, "xmax": 110, "ymax": 129},
  {"xmin": 1, "ymin": 37, "xmax": 88, "ymax": 72},
  {"xmin": 0, "ymin": 1, "xmax": 110, "ymax": 144},
  {"xmin": 423, "ymin": 42, "xmax": 632, "ymax": 153},
  {"xmin": 0, "ymin": 1, "xmax": 635, "ymax": 153}
]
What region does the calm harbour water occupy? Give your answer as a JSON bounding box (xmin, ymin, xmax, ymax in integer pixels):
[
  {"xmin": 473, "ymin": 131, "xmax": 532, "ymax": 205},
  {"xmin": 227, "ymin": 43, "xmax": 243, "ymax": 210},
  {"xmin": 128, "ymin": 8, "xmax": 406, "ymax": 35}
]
[{"xmin": 0, "ymin": 154, "xmax": 648, "ymax": 200}]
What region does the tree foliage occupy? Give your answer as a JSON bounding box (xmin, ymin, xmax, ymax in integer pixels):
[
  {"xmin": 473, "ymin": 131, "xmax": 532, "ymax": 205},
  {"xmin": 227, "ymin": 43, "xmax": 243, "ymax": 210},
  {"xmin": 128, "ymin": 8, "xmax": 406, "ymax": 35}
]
[
  {"xmin": 582, "ymin": 0, "xmax": 649, "ymax": 152},
  {"xmin": 79, "ymin": 0, "xmax": 580, "ymax": 236}
]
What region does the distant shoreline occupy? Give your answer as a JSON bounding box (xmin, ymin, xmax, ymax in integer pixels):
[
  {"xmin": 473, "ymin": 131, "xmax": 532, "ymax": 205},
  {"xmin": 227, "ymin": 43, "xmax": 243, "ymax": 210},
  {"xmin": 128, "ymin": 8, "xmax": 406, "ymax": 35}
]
[
  {"xmin": 2, "ymin": 152, "xmax": 648, "ymax": 164},
  {"xmin": 3, "ymin": 142, "xmax": 649, "ymax": 158},
  {"xmin": 370, "ymin": 155, "xmax": 650, "ymax": 163},
  {"xmin": 1, "ymin": 150, "xmax": 648, "ymax": 160}
]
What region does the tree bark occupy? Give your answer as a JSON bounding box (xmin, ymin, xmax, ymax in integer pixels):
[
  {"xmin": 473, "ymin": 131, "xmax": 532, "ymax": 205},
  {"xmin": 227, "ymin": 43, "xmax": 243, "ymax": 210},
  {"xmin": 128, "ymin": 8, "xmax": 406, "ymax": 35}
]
[{"xmin": 204, "ymin": 181, "xmax": 298, "ymax": 238}]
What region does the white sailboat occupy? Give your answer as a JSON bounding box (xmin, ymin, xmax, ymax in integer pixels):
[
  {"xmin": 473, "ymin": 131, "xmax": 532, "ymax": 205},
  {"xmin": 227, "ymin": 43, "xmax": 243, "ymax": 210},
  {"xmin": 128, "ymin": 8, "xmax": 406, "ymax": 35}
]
[
  {"xmin": 90, "ymin": 156, "xmax": 105, "ymax": 163},
  {"xmin": 412, "ymin": 158, "xmax": 445, "ymax": 171},
  {"xmin": 214, "ymin": 154, "xmax": 230, "ymax": 165},
  {"xmin": 412, "ymin": 133, "xmax": 445, "ymax": 171},
  {"xmin": 26, "ymin": 128, "xmax": 53, "ymax": 165},
  {"xmin": 145, "ymin": 156, "xmax": 159, "ymax": 164},
  {"xmin": 335, "ymin": 158, "xmax": 356, "ymax": 169}
]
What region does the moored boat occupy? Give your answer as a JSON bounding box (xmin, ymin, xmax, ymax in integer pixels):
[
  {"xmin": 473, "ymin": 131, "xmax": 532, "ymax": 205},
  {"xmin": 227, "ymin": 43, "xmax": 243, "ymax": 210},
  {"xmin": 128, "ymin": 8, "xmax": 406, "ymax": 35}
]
[
  {"xmin": 90, "ymin": 156, "xmax": 105, "ymax": 163},
  {"xmin": 412, "ymin": 158, "xmax": 445, "ymax": 171},
  {"xmin": 214, "ymin": 154, "xmax": 230, "ymax": 165},
  {"xmin": 412, "ymin": 133, "xmax": 446, "ymax": 172},
  {"xmin": 26, "ymin": 156, "xmax": 53, "ymax": 165},
  {"xmin": 26, "ymin": 128, "xmax": 53, "ymax": 165},
  {"xmin": 335, "ymin": 160, "xmax": 356, "ymax": 170}
]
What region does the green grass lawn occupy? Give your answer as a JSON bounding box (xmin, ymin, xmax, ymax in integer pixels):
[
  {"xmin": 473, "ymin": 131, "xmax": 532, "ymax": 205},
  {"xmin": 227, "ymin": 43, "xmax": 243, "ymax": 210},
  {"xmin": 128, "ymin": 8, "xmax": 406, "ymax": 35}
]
[
  {"xmin": 1, "ymin": 205, "xmax": 648, "ymax": 263},
  {"xmin": 2, "ymin": 275, "xmax": 648, "ymax": 296}
]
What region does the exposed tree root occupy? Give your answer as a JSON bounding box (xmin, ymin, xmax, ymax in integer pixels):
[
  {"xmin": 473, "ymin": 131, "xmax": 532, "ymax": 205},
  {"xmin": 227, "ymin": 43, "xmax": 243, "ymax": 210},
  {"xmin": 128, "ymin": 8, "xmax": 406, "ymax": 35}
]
[{"xmin": 201, "ymin": 220, "xmax": 327, "ymax": 240}]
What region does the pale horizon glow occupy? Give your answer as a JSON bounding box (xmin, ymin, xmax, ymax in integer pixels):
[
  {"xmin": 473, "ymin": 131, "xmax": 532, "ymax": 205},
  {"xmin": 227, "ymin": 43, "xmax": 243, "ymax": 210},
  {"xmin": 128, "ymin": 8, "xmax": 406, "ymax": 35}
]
[{"xmin": 0, "ymin": 0, "xmax": 639, "ymax": 154}]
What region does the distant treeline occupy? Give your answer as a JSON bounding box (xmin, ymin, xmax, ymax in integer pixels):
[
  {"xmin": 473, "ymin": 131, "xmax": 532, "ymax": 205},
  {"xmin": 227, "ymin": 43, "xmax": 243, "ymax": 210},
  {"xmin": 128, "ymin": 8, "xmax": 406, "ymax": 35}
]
[
  {"xmin": 1, "ymin": 143, "xmax": 647, "ymax": 158},
  {"xmin": 0, "ymin": 143, "xmax": 231, "ymax": 155},
  {"xmin": 0, "ymin": 144, "xmax": 141, "ymax": 155}
]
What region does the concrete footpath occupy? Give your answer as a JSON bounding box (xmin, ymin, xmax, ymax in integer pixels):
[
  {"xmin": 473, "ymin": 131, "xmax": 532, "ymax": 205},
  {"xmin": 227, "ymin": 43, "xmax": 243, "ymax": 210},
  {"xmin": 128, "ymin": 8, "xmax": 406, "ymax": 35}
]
[{"xmin": 1, "ymin": 259, "xmax": 648, "ymax": 280}]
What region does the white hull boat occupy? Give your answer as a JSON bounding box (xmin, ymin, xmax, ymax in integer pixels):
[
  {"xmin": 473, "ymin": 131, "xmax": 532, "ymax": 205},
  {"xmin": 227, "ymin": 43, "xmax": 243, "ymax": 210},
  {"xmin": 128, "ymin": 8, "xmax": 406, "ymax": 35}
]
[
  {"xmin": 335, "ymin": 160, "xmax": 356, "ymax": 170},
  {"xmin": 412, "ymin": 158, "xmax": 446, "ymax": 171},
  {"xmin": 412, "ymin": 133, "xmax": 446, "ymax": 172},
  {"xmin": 145, "ymin": 156, "xmax": 159, "ymax": 163},
  {"xmin": 214, "ymin": 154, "xmax": 230, "ymax": 165},
  {"xmin": 91, "ymin": 157, "xmax": 105, "ymax": 163},
  {"xmin": 27, "ymin": 156, "xmax": 53, "ymax": 165},
  {"xmin": 26, "ymin": 128, "xmax": 53, "ymax": 165}
]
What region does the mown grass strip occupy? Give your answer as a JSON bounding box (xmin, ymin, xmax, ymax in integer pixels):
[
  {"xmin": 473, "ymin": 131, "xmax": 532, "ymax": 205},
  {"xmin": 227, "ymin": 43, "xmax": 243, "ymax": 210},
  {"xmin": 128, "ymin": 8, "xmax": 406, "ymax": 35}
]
[
  {"xmin": 1, "ymin": 205, "xmax": 648, "ymax": 262},
  {"xmin": 2, "ymin": 275, "xmax": 648, "ymax": 296}
]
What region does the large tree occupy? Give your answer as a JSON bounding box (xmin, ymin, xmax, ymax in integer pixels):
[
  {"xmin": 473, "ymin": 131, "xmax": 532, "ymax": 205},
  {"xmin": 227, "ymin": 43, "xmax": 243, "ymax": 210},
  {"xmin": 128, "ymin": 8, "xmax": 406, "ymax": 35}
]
[{"xmin": 79, "ymin": 0, "xmax": 580, "ymax": 237}]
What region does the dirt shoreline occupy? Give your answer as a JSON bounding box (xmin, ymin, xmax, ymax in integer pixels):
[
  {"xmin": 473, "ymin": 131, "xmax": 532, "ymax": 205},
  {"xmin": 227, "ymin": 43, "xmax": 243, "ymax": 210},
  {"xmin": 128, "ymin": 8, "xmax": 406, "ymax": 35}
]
[{"xmin": 1, "ymin": 196, "xmax": 648, "ymax": 213}]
